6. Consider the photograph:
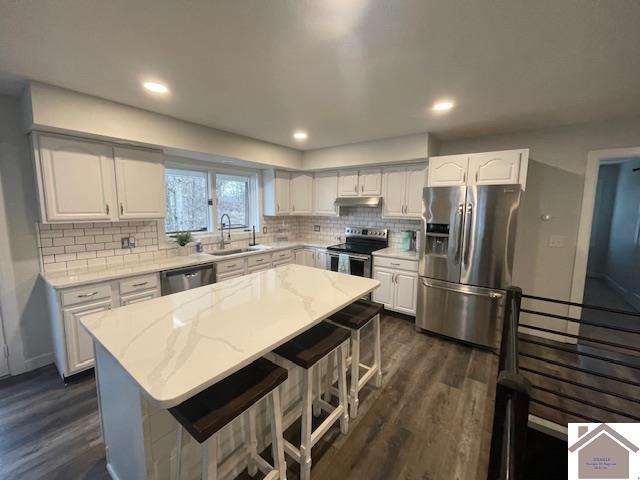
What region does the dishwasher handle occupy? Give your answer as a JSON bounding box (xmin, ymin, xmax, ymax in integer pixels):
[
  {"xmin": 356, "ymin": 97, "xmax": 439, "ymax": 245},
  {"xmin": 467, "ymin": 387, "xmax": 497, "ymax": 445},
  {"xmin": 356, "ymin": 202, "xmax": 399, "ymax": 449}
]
[{"xmin": 161, "ymin": 264, "xmax": 215, "ymax": 295}]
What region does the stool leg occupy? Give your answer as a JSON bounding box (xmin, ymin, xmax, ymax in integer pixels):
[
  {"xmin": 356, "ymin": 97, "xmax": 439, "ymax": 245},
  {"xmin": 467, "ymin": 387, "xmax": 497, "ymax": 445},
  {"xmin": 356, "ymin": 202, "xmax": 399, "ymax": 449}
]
[
  {"xmin": 175, "ymin": 426, "xmax": 183, "ymax": 480},
  {"xmin": 373, "ymin": 314, "xmax": 383, "ymax": 388},
  {"xmin": 300, "ymin": 368, "xmax": 313, "ymax": 480},
  {"xmin": 337, "ymin": 343, "xmax": 349, "ymax": 434},
  {"xmin": 324, "ymin": 350, "xmax": 335, "ymax": 402},
  {"xmin": 244, "ymin": 407, "xmax": 258, "ymax": 476},
  {"xmin": 269, "ymin": 388, "xmax": 287, "ymax": 480},
  {"xmin": 349, "ymin": 328, "xmax": 361, "ymax": 418},
  {"xmin": 313, "ymin": 361, "xmax": 322, "ymax": 417},
  {"xmin": 202, "ymin": 434, "xmax": 218, "ymax": 480}
]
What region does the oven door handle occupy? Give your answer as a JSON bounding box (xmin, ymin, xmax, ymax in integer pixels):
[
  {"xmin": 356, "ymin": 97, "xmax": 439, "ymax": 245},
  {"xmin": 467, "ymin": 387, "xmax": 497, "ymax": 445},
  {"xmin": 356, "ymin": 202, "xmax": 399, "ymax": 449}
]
[{"xmin": 327, "ymin": 252, "xmax": 370, "ymax": 261}]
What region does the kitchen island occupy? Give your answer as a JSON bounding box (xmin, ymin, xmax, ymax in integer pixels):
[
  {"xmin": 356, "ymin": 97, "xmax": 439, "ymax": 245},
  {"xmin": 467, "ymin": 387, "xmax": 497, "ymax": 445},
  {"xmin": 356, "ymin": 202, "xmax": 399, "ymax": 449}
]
[{"xmin": 81, "ymin": 264, "xmax": 379, "ymax": 480}]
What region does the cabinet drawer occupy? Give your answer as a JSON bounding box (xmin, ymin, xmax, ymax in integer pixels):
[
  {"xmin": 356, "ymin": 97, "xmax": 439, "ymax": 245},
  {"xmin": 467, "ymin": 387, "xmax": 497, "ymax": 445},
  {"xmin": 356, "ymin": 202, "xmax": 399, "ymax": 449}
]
[
  {"xmin": 374, "ymin": 256, "xmax": 418, "ymax": 272},
  {"xmin": 271, "ymin": 249, "xmax": 292, "ymax": 261},
  {"xmin": 62, "ymin": 284, "xmax": 112, "ymax": 307},
  {"xmin": 248, "ymin": 263, "xmax": 272, "ymax": 274},
  {"xmin": 119, "ymin": 274, "xmax": 159, "ymax": 295},
  {"xmin": 247, "ymin": 253, "xmax": 272, "ymax": 267},
  {"xmin": 217, "ymin": 258, "xmax": 246, "ymax": 273}
]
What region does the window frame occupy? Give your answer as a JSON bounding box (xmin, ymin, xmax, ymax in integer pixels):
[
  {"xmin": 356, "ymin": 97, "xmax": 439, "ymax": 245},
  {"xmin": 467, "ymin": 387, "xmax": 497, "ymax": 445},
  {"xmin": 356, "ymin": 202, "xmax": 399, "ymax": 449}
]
[
  {"xmin": 164, "ymin": 163, "xmax": 260, "ymax": 239},
  {"xmin": 164, "ymin": 167, "xmax": 211, "ymax": 235}
]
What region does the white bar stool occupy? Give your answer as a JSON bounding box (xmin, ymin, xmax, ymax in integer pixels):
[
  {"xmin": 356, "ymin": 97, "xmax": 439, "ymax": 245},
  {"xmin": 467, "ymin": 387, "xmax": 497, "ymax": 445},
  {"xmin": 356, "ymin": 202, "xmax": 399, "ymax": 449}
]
[
  {"xmin": 326, "ymin": 299, "xmax": 383, "ymax": 418},
  {"xmin": 273, "ymin": 321, "xmax": 350, "ymax": 480},
  {"xmin": 170, "ymin": 357, "xmax": 288, "ymax": 480}
]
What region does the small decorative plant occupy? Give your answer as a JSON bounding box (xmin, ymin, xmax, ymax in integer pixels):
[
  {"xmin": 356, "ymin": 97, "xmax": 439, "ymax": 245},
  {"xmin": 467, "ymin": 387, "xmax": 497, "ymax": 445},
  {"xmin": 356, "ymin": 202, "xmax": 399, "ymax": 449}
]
[{"xmin": 174, "ymin": 231, "xmax": 193, "ymax": 247}]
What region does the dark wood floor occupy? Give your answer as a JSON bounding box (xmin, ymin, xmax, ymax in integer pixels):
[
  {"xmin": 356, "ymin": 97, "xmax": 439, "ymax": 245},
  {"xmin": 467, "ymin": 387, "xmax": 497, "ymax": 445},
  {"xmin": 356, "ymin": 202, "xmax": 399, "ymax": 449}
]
[{"xmin": 0, "ymin": 312, "xmax": 499, "ymax": 480}]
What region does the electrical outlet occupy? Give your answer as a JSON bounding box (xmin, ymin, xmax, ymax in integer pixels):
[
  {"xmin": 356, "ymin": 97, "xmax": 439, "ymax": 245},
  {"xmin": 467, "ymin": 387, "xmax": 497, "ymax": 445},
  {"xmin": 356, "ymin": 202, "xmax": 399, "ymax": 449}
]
[
  {"xmin": 263, "ymin": 226, "xmax": 267, "ymax": 234},
  {"xmin": 121, "ymin": 237, "xmax": 130, "ymax": 248},
  {"xmin": 548, "ymin": 235, "xmax": 566, "ymax": 248},
  {"xmin": 314, "ymin": 225, "xmax": 321, "ymax": 232}
]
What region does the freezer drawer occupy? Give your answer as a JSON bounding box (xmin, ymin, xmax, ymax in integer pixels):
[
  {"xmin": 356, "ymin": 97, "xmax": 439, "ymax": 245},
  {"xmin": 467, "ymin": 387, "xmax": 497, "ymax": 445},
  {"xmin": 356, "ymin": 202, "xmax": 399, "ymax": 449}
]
[{"xmin": 415, "ymin": 277, "xmax": 505, "ymax": 350}]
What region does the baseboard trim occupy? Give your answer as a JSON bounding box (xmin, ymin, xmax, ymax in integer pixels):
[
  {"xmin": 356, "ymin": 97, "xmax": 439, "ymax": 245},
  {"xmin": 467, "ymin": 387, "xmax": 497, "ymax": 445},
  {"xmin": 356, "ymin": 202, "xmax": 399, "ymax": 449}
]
[{"xmin": 23, "ymin": 352, "xmax": 54, "ymax": 372}]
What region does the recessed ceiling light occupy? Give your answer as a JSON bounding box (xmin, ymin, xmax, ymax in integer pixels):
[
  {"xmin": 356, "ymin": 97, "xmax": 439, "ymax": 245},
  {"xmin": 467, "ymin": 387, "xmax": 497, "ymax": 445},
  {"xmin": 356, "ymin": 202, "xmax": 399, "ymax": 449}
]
[
  {"xmin": 143, "ymin": 81, "xmax": 169, "ymax": 94},
  {"xmin": 293, "ymin": 130, "xmax": 308, "ymax": 141},
  {"xmin": 432, "ymin": 100, "xmax": 454, "ymax": 112}
]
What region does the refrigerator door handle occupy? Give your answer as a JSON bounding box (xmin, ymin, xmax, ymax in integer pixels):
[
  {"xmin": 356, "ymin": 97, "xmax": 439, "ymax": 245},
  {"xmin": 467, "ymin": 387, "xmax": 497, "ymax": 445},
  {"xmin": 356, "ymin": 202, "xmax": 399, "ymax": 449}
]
[
  {"xmin": 455, "ymin": 203, "xmax": 464, "ymax": 261},
  {"xmin": 462, "ymin": 203, "xmax": 473, "ymax": 266},
  {"xmin": 421, "ymin": 279, "xmax": 503, "ymax": 299}
]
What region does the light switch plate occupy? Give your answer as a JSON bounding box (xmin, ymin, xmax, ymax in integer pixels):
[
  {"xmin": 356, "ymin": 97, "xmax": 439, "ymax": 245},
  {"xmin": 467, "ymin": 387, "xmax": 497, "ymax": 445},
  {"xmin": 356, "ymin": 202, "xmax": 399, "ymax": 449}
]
[
  {"xmin": 314, "ymin": 225, "xmax": 321, "ymax": 232},
  {"xmin": 548, "ymin": 235, "xmax": 566, "ymax": 248}
]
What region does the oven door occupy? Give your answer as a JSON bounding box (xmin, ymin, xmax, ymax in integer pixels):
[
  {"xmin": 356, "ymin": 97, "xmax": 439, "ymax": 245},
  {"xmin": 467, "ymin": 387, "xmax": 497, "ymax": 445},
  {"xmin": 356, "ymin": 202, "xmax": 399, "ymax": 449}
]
[{"xmin": 327, "ymin": 252, "xmax": 371, "ymax": 277}]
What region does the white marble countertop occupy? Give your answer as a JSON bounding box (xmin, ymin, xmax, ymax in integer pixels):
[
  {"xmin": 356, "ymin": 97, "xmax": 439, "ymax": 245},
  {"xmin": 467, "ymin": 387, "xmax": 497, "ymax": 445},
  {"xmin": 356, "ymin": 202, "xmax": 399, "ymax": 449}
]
[
  {"xmin": 372, "ymin": 247, "xmax": 420, "ymax": 261},
  {"xmin": 41, "ymin": 240, "xmax": 335, "ymax": 289},
  {"xmin": 81, "ymin": 264, "xmax": 379, "ymax": 408}
]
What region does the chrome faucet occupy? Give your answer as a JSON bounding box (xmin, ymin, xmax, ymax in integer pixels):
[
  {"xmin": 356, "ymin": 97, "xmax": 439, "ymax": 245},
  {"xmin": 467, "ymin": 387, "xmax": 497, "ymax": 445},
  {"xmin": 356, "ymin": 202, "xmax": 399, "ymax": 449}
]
[{"xmin": 220, "ymin": 213, "xmax": 232, "ymax": 249}]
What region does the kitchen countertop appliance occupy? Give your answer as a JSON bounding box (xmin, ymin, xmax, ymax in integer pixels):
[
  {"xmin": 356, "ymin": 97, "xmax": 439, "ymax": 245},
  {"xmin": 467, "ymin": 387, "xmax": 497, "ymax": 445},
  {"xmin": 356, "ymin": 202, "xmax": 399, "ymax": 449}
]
[
  {"xmin": 327, "ymin": 227, "xmax": 388, "ymax": 278},
  {"xmin": 416, "ymin": 185, "xmax": 522, "ymax": 350},
  {"xmin": 160, "ymin": 263, "xmax": 215, "ymax": 296}
]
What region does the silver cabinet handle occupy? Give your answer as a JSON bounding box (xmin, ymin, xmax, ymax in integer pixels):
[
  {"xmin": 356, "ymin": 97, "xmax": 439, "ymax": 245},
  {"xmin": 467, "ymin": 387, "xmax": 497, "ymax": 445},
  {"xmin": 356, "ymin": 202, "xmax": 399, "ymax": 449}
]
[
  {"xmin": 390, "ymin": 262, "xmax": 400, "ymax": 266},
  {"xmin": 132, "ymin": 281, "xmax": 148, "ymax": 287},
  {"xmin": 421, "ymin": 279, "xmax": 503, "ymax": 299},
  {"xmin": 255, "ymin": 259, "xmax": 264, "ymax": 262},
  {"xmin": 106, "ymin": 203, "xmax": 110, "ymax": 215},
  {"xmin": 475, "ymin": 171, "xmax": 478, "ymax": 183},
  {"xmin": 225, "ymin": 264, "xmax": 237, "ymax": 269},
  {"xmin": 463, "ymin": 172, "xmax": 467, "ymax": 183},
  {"xmin": 78, "ymin": 291, "xmax": 98, "ymax": 298},
  {"xmin": 277, "ymin": 203, "xmax": 280, "ymax": 212},
  {"xmin": 120, "ymin": 203, "xmax": 124, "ymax": 215},
  {"xmin": 361, "ymin": 184, "xmax": 364, "ymax": 193}
]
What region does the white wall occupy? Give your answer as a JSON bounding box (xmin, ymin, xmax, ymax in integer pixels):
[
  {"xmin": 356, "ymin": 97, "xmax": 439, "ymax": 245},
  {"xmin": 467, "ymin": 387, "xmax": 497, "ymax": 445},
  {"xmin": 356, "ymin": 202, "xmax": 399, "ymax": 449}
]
[
  {"xmin": 438, "ymin": 116, "xmax": 640, "ymax": 332},
  {"xmin": 26, "ymin": 82, "xmax": 303, "ymax": 170},
  {"xmin": 0, "ymin": 94, "xmax": 52, "ymax": 374},
  {"xmin": 586, "ymin": 164, "xmax": 619, "ymax": 276},
  {"xmin": 605, "ymin": 159, "xmax": 640, "ymax": 309}
]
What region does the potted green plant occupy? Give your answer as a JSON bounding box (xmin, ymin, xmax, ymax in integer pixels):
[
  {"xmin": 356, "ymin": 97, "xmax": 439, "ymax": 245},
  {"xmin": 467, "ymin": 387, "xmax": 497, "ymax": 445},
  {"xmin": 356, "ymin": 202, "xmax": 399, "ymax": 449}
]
[{"xmin": 174, "ymin": 231, "xmax": 194, "ymax": 256}]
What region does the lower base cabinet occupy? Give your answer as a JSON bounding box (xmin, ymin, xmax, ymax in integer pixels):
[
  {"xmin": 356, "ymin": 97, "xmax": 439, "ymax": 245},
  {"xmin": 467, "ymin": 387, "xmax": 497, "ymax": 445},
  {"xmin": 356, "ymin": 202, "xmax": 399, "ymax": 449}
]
[
  {"xmin": 294, "ymin": 247, "xmax": 328, "ymax": 269},
  {"xmin": 372, "ymin": 256, "xmax": 418, "ymax": 316}
]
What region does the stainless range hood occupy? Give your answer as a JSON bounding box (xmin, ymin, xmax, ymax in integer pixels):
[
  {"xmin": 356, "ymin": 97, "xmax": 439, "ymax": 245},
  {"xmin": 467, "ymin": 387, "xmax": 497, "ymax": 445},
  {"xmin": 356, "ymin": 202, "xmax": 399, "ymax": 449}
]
[{"xmin": 334, "ymin": 196, "xmax": 382, "ymax": 208}]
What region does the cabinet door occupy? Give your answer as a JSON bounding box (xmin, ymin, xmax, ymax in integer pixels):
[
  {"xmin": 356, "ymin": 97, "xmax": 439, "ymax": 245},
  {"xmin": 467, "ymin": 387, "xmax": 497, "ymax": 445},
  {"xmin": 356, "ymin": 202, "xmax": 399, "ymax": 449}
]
[
  {"xmin": 394, "ymin": 271, "xmax": 418, "ymax": 315},
  {"xmin": 313, "ymin": 172, "xmax": 338, "ymax": 216},
  {"xmin": 372, "ymin": 268, "xmax": 394, "ymax": 307},
  {"xmin": 315, "ymin": 250, "xmax": 327, "ymax": 269},
  {"xmin": 275, "ymin": 171, "xmax": 291, "ymax": 214},
  {"xmin": 359, "ymin": 168, "xmax": 382, "ymax": 196},
  {"xmin": 338, "ymin": 170, "xmax": 359, "ymax": 197},
  {"xmin": 427, "ymin": 155, "xmax": 469, "ymax": 187},
  {"xmin": 381, "ymin": 167, "xmax": 406, "ymax": 217},
  {"xmin": 290, "ymin": 173, "xmax": 313, "ymax": 215},
  {"xmin": 404, "ymin": 164, "xmax": 427, "ymax": 218},
  {"xmin": 468, "ymin": 151, "xmax": 520, "ymax": 185},
  {"xmin": 114, "ymin": 147, "xmax": 166, "ymax": 219},
  {"xmin": 63, "ymin": 300, "xmax": 112, "ymax": 374},
  {"xmin": 36, "ymin": 135, "xmax": 116, "ymax": 222},
  {"xmin": 294, "ymin": 249, "xmax": 305, "ymax": 265}
]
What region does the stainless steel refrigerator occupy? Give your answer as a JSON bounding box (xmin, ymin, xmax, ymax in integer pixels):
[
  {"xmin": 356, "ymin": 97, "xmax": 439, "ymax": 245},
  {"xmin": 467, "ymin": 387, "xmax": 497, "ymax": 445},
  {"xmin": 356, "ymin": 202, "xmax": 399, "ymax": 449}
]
[{"xmin": 416, "ymin": 184, "xmax": 521, "ymax": 350}]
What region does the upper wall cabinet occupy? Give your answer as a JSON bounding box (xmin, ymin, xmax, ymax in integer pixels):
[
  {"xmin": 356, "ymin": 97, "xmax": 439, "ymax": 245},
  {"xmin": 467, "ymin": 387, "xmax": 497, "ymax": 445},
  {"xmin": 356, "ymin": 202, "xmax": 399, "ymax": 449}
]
[
  {"xmin": 114, "ymin": 147, "xmax": 166, "ymax": 219},
  {"xmin": 381, "ymin": 163, "xmax": 427, "ymax": 219},
  {"xmin": 428, "ymin": 149, "xmax": 529, "ymax": 189},
  {"xmin": 32, "ymin": 133, "xmax": 166, "ymax": 223},
  {"xmin": 338, "ymin": 168, "xmax": 382, "ymax": 197},
  {"xmin": 290, "ymin": 172, "xmax": 313, "ymax": 215},
  {"xmin": 313, "ymin": 171, "xmax": 338, "ymax": 216},
  {"xmin": 263, "ymin": 170, "xmax": 290, "ymax": 216}
]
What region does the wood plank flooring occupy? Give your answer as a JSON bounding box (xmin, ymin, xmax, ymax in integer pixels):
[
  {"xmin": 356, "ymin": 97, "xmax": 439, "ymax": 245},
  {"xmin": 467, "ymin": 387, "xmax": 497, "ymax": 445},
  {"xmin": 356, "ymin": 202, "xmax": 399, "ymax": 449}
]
[{"xmin": 0, "ymin": 312, "xmax": 498, "ymax": 480}]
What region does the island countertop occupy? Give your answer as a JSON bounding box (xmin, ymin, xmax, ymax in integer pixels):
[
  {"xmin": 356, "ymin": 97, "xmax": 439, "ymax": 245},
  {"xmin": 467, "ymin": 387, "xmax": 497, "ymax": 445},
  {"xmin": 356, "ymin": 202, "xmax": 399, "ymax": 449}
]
[{"xmin": 81, "ymin": 264, "xmax": 379, "ymax": 408}]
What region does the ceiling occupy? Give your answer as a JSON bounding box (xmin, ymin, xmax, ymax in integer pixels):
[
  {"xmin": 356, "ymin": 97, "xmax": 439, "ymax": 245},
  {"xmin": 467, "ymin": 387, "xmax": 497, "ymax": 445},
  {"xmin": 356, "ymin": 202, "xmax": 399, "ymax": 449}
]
[{"xmin": 1, "ymin": 0, "xmax": 640, "ymax": 150}]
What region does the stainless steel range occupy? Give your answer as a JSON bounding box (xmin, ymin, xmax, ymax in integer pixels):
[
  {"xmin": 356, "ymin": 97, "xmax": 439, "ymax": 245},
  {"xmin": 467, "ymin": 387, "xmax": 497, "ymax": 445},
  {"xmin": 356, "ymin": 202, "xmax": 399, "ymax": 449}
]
[{"xmin": 327, "ymin": 227, "xmax": 388, "ymax": 277}]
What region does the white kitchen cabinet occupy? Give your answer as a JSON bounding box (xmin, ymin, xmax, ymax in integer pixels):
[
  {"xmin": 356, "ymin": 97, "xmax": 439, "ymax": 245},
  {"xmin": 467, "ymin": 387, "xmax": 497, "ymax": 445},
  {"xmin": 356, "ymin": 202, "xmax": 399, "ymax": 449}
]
[
  {"xmin": 294, "ymin": 249, "xmax": 316, "ymax": 267},
  {"xmin": 34, "ymin": 134, "xmax": 117, "ymax": 222},
  {"xmin": 248, "ymin": 263, "xmax": 272, "ymax": 274},
  {"xmin": 217, "ymin": 270, "xmax": 246, "ymax": 281},
  {"xmin": 315, "ymin": 249, "xmax": 327, "ymax": 269},
  {"xmin": 63, "ymin": 299, "xmax": 112, "ymax": 374},
  {"xmin": 429, "ymin": 149, "xmax": 529, "ymax": 189},
  {"xmin": 114, "ymin": 147, "xmax": 166, "ymax": 219},
  {"xmin": 381, "ymin": 163, "xmax": 427, "ymax": 219},
  {"xmin": 290, "ymin": 172, "xmax": 313, "ymax": 215},
  {"xmin": 393, "ymin": 271, "xmax": 419, "ymax": 315},
  {"xmin": 427, "ymin": 155, "xmax": 469, "ymax": 187},
  {"xmin": 120, "ymin": 290, "xmax": 160, "ymax": 306},
  {"xmin": 312, "ymin": 171, "xmax": 339, "ymax": 216},
  {"xmin": 373, "ymin": 256, "xmax": 419, "ymax": 316},
  {"xmin": 468, "ymin": 150, "xmax": 521, "ymax": 185},
  {"xmin": 263, "ymin": 170, "xmax": 291, "ymax": 216},
  {"xmin": 372, "ymin": 267, "xmax": 394, "ymax": 307},
  {"xmin": 338, "ymin": 170, "xmax": 359, "ymax": 197},
  {"xmin": 359, "ymin": 168, "xmax": 382, "ymax": 195}
]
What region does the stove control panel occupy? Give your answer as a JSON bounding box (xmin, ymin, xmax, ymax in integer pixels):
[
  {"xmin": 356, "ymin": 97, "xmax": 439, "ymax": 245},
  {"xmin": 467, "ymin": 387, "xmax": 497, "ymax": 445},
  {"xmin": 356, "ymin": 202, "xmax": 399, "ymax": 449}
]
[{"xmin": 344, "ymin": 227, "xmax": 388, "ymax": 239}]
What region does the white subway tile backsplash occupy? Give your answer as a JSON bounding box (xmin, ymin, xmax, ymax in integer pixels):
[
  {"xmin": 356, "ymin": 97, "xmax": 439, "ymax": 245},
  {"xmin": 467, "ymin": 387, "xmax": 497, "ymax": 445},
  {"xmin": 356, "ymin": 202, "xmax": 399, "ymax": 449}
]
[
  {"xmin": 95, "ymin": 234, "xmax": 113, "ymax": 243},
  {"xmin": 42, "ymin": 246, "xmax": 65, "ymax": 255},
  {"xmin": 55, "ymin": 253, "xmax": 77, "ymax": 262},
  {"xmin": 65, "ymin": 244, "xmax": 86, "ymax": 253},
  {"xmin": 75, "ymin": 236, "xmax": 95, "ymax": 244},
  {"xmin": 53, "ymin": 237, "xmax": 75, "ymax": 247},
  {"xmin": 67, "ymin": 259, "xmax": 88, "ymax": 269}
]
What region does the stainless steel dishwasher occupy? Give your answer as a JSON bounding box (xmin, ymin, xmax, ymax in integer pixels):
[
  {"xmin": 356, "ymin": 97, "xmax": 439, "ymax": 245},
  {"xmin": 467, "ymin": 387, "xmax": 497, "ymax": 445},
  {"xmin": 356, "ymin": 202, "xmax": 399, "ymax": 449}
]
[{"xmin": 160, "ymin": 263, "xmax": 215, "ymax": 296}]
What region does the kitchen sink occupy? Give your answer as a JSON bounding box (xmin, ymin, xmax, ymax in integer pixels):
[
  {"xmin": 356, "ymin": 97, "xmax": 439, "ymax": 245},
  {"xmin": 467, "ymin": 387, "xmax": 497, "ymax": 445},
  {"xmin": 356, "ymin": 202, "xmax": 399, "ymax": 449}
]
[{"xmin": 209, "ymin": 245, "xmax": 270, "ymax": 256}]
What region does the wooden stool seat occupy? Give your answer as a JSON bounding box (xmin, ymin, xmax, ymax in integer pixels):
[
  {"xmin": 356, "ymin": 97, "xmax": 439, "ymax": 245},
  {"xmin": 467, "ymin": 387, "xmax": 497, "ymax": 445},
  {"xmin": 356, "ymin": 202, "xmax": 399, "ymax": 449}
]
[
  {"xmin": 328, "ymin": 299, "xmax": 383, "ymax": 330},
  {"xmin": 274, "ymin": 322, "xmax": 350, "ymax": 369},
  {"xmin": 170, "ymin": 357, "xmax": 287, "ymax": 443}
]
